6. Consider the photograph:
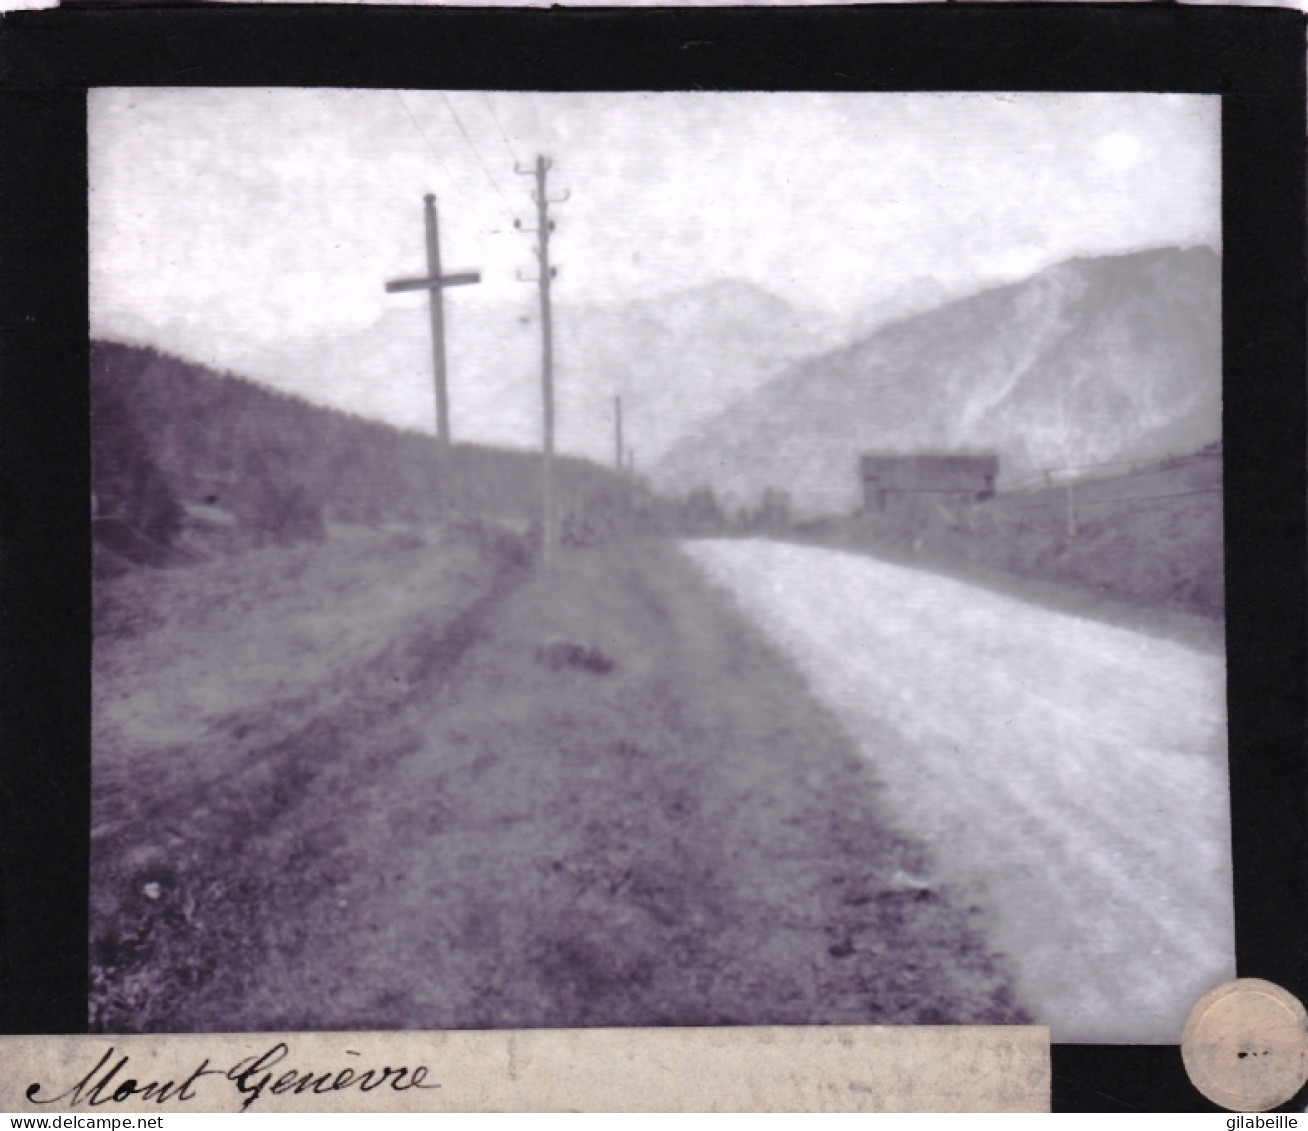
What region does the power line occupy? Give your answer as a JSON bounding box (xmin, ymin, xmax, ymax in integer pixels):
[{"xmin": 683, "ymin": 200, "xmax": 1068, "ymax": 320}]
[
  {"xmin": 1005, "ymin": 450, "xmax": 1220, "ymax": 491},
  {"xmin": 1006, "ymin": 462, "xmax": 1136, "ymax": 489},
  {"xmin": 482, "ymin": 91, "xmax": 521, "ymax": 166},
  {"xmin": 1055, "ymin": 456, "xmax": 1165, "ymax": 472},
  {"xmin": 439, "ymin": 90, "xmax": 515, "ymax": 220},
  {"xmin": 391, "ymin": 91, "xmax": 453, "ymax": 181},
  {"xmin": 525, "ymin": 92, "xmax": 550, "ymax": 142},
  {"xmin": 996, "ymin": 486, "xmax": 1222, "ymax": 512}
]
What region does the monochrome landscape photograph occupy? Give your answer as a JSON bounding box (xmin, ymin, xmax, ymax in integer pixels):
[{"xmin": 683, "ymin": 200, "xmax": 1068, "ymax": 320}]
[{"xmin": 89, "ymin": 89, "xmax": 1231, "ymax": 1044}]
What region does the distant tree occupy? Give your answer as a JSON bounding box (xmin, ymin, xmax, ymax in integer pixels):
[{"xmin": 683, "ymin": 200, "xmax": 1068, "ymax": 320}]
[
  {"xmin": 756, "ymin": 487, "xmax": 792, "ymax": 530},
  {"xmin": 90, "ymin": 347, "xmax": 183, "ymax": 562},
  {"xmin": 242, "ymin": 447, "xmax": 325, "ymax": 547},
  {"xmin": 91, "ymin": 340, "xmax": 639, "ymax": 548},
  {"xmin": 683, "ymin": 486, "xmax": 725, "ymax": 531}
]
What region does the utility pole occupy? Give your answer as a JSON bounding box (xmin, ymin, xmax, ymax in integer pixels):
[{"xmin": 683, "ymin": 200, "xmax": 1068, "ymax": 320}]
[
  {"xmin": 385, "ymin": 194, "xmax": 481, "ymax": 445},
  {"xmin": 516, "ymin": 155, "xmax": 569, "ymax": 568},
  {"xmin": 614, "ymin": 395, "xmax": 624, "ymax": 475}
]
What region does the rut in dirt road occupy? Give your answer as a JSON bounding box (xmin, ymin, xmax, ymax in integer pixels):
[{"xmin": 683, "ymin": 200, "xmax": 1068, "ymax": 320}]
[
  {"xmin": 89, "ymin": 527, "xmax": 532, "ymax": 1031},
  {"xmin": 682, "ymin": 537, "xmax": 1234, "ymax": 1044},
  {"xmin": 131, "ymin": 539, "xmax": 1030, "ymax": 1033}
]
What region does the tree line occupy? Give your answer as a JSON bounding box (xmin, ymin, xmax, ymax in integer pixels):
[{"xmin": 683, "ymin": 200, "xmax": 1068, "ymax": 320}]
[{"xmin": 90, "ymin": 341, "xmax": 623, "ymax": 565}]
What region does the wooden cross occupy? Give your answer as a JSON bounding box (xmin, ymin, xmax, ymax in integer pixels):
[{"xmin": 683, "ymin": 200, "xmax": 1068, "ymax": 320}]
[{"xmin": 386, "ymin": 194, "xmax": 481, "ymax": 445}]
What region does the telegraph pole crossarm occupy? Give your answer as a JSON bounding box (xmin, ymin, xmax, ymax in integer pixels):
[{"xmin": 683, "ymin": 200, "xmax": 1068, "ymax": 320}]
[
  {"xmin": 384, "ymin": 193, "xmax": 481, "ymax": 445},
  {"xmin": 386, "ymin": 271, "xmax": 481, "ymax": 293}
]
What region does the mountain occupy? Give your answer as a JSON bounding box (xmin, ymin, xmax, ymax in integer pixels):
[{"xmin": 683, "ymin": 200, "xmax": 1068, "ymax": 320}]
[
  {"xmin": 162, "ymin": 280, "xmax": 841, "ymax": 472},
  {"xmin": 554, "ymin": 280, "xmax": 843, "ymax": 467},
  {"xmin": 652, "ymin": 246, "xmax": 1221, "ymax": 517}
]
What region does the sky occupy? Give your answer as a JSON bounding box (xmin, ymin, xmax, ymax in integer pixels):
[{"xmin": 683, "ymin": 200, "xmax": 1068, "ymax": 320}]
[{"xmin": 90, "ymin": 89, "xmax": 1221, "ymax": 455}]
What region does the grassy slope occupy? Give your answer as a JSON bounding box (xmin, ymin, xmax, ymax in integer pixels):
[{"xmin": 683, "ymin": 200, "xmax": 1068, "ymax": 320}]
[{"xmin": 91, "ymin": 533, "xmax": 1026, "ymax": 1032}]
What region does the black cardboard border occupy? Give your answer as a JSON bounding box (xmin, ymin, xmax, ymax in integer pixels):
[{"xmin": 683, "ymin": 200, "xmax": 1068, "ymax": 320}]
[{"xmin": 1, "ymin": 4, "xmax": 1303, "ymax": 1112}]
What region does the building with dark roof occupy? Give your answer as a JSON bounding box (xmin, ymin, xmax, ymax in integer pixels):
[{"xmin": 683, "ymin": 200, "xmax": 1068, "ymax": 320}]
[{"xmin": 860, "ymin": 453, "xmax": 999, "ymax": 514}]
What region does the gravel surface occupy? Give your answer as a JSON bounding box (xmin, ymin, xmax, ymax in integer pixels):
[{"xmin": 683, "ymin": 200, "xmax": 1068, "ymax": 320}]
[{"xmin": 683, "ymin": 537, "xmax": 1234, "ymax": 1043}]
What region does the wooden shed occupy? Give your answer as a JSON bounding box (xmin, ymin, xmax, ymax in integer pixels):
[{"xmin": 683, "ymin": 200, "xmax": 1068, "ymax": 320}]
[{"xmin": 860, "ymin": 453, "xmax": 999, "ymax": 513}]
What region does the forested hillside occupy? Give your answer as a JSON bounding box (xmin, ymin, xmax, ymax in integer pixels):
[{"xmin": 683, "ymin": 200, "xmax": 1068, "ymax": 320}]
[{"xmin": 91, "ymin": 340, "xmax": 619, "ymax": 567}]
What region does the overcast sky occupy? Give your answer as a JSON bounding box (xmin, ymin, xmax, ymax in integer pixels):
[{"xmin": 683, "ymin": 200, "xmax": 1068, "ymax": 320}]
[{"xmin": 90, "ymin": 89, "xmax": 1220, "ymax": 445}]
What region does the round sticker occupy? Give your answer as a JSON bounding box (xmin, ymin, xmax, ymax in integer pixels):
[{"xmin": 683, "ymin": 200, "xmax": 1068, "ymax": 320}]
[{"xmin": 1181, "ymin": 979, "xmax": 1308, "ymax": 1112}]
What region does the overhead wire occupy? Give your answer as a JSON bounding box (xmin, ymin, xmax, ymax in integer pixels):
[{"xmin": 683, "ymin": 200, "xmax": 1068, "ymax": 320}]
[
  {"xmin": 439, "ymin": 90, "xmax": 517, "ymax": 221},
  {"xmin": 391, "ymin": 91, "xmax": 454, "ymax": 182},
  {"xmin": 1043, "ymin": 455, "xmax": 1164, "ymax": 474},
  {"xmin": 525, "ymin": 92, "xmax": 550, "ymax": 144},
  {"xmin": 994, "ymin": 485, "xmax": 1222, "ymax": 512},
  {"xmin": 1002, "ymin": 449, "xmax": 1219, "ymax": 492},
  {"xmin": 482, "ymin": 91, "xmax": 521, "ymax": 167}
]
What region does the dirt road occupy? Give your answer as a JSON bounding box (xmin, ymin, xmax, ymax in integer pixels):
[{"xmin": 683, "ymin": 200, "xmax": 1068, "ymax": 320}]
[
  {"xmin": 682, "ymin": 537, "xmax": 1234, "ymax": 1044},
  {"xmin": 92, "ymin": 530, "xmax": 1025, "ymax": 1032}
]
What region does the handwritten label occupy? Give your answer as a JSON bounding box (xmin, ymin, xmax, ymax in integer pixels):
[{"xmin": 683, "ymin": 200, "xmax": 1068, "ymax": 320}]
[
  {"xmin": 25, "ymin": 1042, "xmax": 440, "ymax": 1112},
  {"xmin": 1, "ymin": 1026, "xmax": 1050, "ymax": 1112}
]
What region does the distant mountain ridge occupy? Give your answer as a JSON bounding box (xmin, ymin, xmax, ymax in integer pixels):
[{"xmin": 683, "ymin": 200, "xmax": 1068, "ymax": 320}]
[
  {"xmin": 105, "ymin": 278, "xmax": 842, "ymax": 471},
  {"xmin": 556, "ymin": 279, "xmax": 843, "ymax": 466},
  {"xmin": 653, "ymin": 246, "xmax": 1221, "ymax": 516}
]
